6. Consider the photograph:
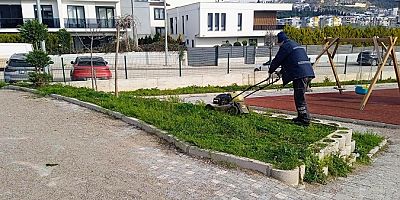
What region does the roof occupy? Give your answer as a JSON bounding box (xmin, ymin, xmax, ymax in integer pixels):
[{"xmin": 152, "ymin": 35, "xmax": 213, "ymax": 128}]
[{"xmin": 10, "ymin": 53, "xmax": 27, "ymax": 60}]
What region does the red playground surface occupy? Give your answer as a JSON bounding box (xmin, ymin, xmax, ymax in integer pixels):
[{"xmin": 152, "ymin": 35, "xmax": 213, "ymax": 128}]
[{"xmin": 246, "ymin": 89, "xmax": 400, "ymax": 125}]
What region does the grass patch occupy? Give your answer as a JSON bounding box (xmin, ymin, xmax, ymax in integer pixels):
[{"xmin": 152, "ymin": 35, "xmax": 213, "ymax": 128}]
[
  {"xmin": 37, "ymin": 84, "xmax": 335, "ymax": 170},
  {"xmin": 121, "ymin": 78, "xmax": 397, "ymax": 96},
  {"xmin": 352, "ymin": 131, "xmax": 384, "ymax": 164},
  {"xmin": 0, "ymin": 81, "xmax": 7, "ymax": 88}
]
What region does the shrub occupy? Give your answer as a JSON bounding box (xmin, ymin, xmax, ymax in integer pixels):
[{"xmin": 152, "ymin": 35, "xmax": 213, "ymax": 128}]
[
  {"xmin": 233, "ymin": 41, "xmax": 242, "ymax": 46},
  {"xmin": 242, "ymin": 40, "xmax": 248, "ymax": 46},
  {"xmin": 28, "ymin": 72, "xmax": 53, "ymax": 87}
]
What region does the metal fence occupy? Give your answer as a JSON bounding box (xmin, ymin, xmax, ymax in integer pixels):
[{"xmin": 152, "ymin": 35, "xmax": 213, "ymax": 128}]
[{"xmin": 0, "ymin": 45, "xmax": 399, "ymax": 86}]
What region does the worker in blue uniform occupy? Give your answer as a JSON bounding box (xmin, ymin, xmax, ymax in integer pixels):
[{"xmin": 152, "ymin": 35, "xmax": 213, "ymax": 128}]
[{"xmin": 268, "ymin": 32, "xmax": 315, "ymax": 126}]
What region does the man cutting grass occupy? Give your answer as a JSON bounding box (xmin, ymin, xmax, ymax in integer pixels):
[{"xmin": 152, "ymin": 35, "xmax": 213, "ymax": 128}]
[{"xmin": 268, "ymin": 32, "xmax": 315, "ymax": 126}]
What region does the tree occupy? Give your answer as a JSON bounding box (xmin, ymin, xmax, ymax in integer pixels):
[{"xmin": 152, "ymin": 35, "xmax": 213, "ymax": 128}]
[
  {"xmin": 25, "ymin": 50, "xmax": 54, "ymax": 86},
  {"xmin": 57, "ymin": 29, "xmax": 72, "ymax": 54},
  {"xmin": 18, "ymin": 20, "xmax": 48, "ymax": 50}
]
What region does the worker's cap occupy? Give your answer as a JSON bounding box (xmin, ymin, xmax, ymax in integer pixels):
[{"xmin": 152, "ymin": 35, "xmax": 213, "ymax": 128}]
[{"xmin": 277, "ymin": 32, "xmax": 289, "ymax": 44}]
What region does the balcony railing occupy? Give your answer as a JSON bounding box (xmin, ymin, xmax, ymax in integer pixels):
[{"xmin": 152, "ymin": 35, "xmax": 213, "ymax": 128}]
[
  {"xmin": 0, "ymin": 18, "xmax": 60, "ymax": 28},
  {"xmin": 64, "ymin": 18, "xmax": 117, "ymax": 28},
  {"xmin": 253, "ymin": 24, "xmax": 285, "ymax": 30}
]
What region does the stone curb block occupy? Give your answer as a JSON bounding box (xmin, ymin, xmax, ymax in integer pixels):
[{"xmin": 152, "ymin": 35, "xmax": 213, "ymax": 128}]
[
  {"xmin": 188, "ymin": 146, "xmax": 211, "ymax": 159},
  {"xmin": 367, "ymin": 139, "xmax": 387, "ymax": 158},
  {"xmin": 334, "ymin": 129, "xmax": 353, "ymax": 145},
  {"xmin": 4, "ymin": 85, "xmax": 39, "ymax": 94},
  {"xmin": 270, "ymin": 167, "xmax": 299, "ymax": 186}
]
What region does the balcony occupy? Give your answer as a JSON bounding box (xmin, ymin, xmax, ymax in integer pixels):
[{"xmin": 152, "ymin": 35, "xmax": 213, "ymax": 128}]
[
  {"xmin": 64, "ymin": 18, "xmax": 117, "ymax": 29},
  {"xmin": 253, "ymin": 24, "xmax": 285, "ymax": 30},
  {"xmin": 0, "ymin": 18, "xmax": 60, "ymax": 29}
]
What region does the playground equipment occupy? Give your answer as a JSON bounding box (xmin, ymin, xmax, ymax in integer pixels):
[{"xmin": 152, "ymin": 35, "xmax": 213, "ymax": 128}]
[{"xmin": 312, "ymin": 36, "xmax": 400, "ymax": 110}]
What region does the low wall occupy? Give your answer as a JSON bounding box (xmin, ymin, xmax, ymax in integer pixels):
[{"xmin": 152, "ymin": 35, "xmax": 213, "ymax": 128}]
[{"xmin": 63, "ymin": 70, "xmax": 398, "ymax": 92}]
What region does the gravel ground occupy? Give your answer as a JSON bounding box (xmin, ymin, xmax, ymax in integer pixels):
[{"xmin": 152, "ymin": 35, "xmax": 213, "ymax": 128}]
[{"xmin": 1, "ymin": 89, "xmax": 399, "ymax": 200}]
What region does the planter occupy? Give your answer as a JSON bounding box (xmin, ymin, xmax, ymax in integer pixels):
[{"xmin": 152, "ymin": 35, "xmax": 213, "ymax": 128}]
[
  {"xmin": 335, "ymin": 130, "xmax": 353, "ymax": 145},
  {"xmin": 330, "ymin": 134, "xmax": 346, "ymax": 150},
  {"xmin": 271, "ymin": 167, "xmax": 300, "ymax": 186}
]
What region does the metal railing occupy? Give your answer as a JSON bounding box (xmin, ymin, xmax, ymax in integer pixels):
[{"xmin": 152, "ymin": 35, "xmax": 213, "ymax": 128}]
[
  {"xmin": 253, "ymin": 24, "xmax": 285, "ymax": 30},
  {"xmin": 64, "ymin": 18, "xmax": 117, "ymax": 28},
  {"xmin": 0, "ymin": 18, "xmax": 60, "ymax": 28}
]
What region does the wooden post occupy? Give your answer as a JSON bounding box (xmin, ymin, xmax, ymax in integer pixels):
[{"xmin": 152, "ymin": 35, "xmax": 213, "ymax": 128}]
[
  {"xmin": 390, "ymin": 38, "xmax": 400, "ymax": 92},
  {"xmin": 312, "ymin": 38, "xmax": 339, "ymax": 69},
  {"xmin": 331, "ymin": 41, "xmax": 340, "ymax": 59},
  {"xmin": 114, "ymin": 25, "xmax": 120, "ymax": 97},
  {"xmin": 360, "ymin": 37, "xmax": 397, "ymax": 110},
  {"xmin": 326, "ymin": 49, "xmax": 342, "ymax": 92}
]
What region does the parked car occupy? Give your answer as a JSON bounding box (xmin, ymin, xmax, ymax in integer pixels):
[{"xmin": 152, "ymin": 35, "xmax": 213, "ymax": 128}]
[
  {"xmin": 4, "ymin": 53, "xmax": 35, "ymax": 83},
  {"xmin": 70, "ymin": 56, "xmax": 112, "ymax": 81},
  {"xmin": 357, "ymin": 50, "xmax": 393, "ymax": 66}
]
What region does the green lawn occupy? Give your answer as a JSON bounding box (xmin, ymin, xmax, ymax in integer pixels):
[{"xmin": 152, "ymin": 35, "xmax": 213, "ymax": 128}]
[{"xmin": 37, "ymin": 84, "xmax": 336, "ymax": 170}]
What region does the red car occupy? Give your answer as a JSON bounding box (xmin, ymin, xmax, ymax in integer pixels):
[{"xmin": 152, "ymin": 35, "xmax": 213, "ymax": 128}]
[{"xmin": 70, "ymin": 56, "xmax": 112, "ymax": 81}]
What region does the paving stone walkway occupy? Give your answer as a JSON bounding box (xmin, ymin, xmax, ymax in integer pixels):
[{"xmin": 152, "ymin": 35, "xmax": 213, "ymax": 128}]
[{"xmin": 1, "ymin": 89, "xmax": 399, "ymax": 199}]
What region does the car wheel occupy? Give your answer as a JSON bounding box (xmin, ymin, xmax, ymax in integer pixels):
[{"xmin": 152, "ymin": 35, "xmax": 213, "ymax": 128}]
[
  {"xmin": 371, "ymin": 60, "xmax": 377, "ymax": 66},
  {"xmin": 254, "ymin": 67, "xmax": 261, "ymax": 72}
]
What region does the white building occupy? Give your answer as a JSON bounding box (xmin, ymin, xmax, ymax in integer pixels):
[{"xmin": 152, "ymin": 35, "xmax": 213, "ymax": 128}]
[
  {"xmin": 120, "ymin": 0, "xmax": 168, "ymax": 38},
  {"xmin": 0, "ymin": 0, "xmax": 121, "ymax": 49},
  {"xmin": 167, "ymin": 2, "xmax": 292, "ymax": 47}
]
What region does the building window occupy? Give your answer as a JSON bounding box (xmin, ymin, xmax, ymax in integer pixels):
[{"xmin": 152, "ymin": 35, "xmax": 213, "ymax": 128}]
[
  {"xmin": 221, "ymin": 13, "xmax": 226, "ymax": 31},
  {"xmin": 154, "ymin": 8, "xmax": 164, "ymax": 20},
  {"xmin": 34, "ymin": 5, "xmax": 57, "ymax": 28},
  {"xmin": 186, "ymin": 15, "xmax": 188, "ymax": 21},
  {"xmin": 238, "ymin": 13, "xmax": 242, "ymax": 31},
  {"xmin": 155, "ymin": 27, "xmax": 165, "ymax": 36},
  {"xmin": 175, "ymin": 17, "xmax": 177, "ymax": 35},
  {"xmin": 207, "ymin": 13, "xmax": 213, "ymax": 31},
  {"xmin": 96, "ymin": 7, "xmax": 115, "ymax": 28},
  {"xmin": 186, "ymin": 39, "xmax": 189, "ymax": 45},
  {"xmin": 182, "ymin": 16, "xmax": 185, "ymax": 34},
  {"xmin": 67, "ymin": 5, "xmax": 85, "ymax": 28},
  {"xmin": 169, "ymin": 18, "xmax": 174, "ymax": 34},
  {"xmin": 192, "ymin": 40, "xmax": 195, "ymax": 47},
  {"xmin": 0, "ymin": 5, "xmax": 23, "ymax": 28},
  {"xmin": 215, "ymin": 13, "xmax": 219, "ymax": 31}
]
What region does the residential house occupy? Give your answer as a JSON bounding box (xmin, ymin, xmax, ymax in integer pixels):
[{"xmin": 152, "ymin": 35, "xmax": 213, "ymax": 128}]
[
  {"xmin": 166, "ymin": 2, "xmax": 292, "ymax": 47},
  {"xmin": 0, "ymin": 0, "xmax": 121, "ymax": 50}
]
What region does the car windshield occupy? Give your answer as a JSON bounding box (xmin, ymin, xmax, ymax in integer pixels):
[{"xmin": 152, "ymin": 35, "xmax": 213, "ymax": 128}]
[
  {"xmin": 77, "ymin": 60, "xmax": 106, "ymax": 66},
  {"xmin": 8, "ymin": 59, "xmax": 32, "ymax": 67}
]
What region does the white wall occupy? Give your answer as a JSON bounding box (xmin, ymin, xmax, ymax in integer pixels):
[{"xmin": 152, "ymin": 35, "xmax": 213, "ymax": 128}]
[
  {"xmin": 168, "ymin": 2, "xmax": 290, "ymax": 47},
  {"xmin": 167, "ymin": 3, "xmax": 200, "ymax": 47}
]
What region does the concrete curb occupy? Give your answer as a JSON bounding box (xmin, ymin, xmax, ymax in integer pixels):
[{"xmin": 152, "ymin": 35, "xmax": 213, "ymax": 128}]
[
  {"xmin": 4, "ymin": 85, "xmax": 302, "ymax": 186},
  {"xmin": 249, "ymin": 106, "xmax": 400, "ymax": 129},
  {"xmin": 367, "ymin": 139, "xmax": 388, "ymax": 158}
]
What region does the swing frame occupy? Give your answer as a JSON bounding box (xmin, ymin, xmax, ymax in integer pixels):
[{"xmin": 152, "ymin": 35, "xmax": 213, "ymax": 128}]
[{"xmin": 312, "ymin": 36, "xmax": 400, "ymax": 110}]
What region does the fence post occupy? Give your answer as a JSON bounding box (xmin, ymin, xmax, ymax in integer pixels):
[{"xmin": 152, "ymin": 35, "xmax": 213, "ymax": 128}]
[
  {"xmin": 61, "ymin": 57, "xmax": 66, "ymax": 83},
  {"xmin": 344, "ymin": 56, "xmax": 348, "ymax": 74},
  {"xmin": 124, "ymin": 55, "xmax": 128, "ymax": 79},
  {"xmin": 215, "ymin": 46, "xmax": 219, "ymax": 66},
  {"xmin": 227, "ymin": 53, "xmax": 230, "ymax": 74},
  {"xmin": 179, "ymin": 56, "xmax": 182, "ymax": 77}
]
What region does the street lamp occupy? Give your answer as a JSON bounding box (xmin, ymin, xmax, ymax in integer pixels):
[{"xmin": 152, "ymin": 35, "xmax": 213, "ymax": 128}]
[
  {"xmin": 164, "ymin": 0, "xmax": 168, "ymax": 66},
  {"xmin": 35, "ymin": 0, "xmax": 46, "ymax": 52}
]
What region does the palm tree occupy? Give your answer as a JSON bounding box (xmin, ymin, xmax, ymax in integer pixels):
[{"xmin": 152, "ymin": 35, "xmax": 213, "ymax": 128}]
[{"xmin": 114, "ymin": 15, "xmax": 133, "ymax": 97}]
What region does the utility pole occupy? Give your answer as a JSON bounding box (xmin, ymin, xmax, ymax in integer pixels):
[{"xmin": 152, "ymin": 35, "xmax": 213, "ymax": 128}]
[
  {"xmin": 130, "ymin": 0, "xmax": 138, "ymax": 48},
  {"xmin": 164, "ymin": 0, "xmax": 168, "ymax": 66},
  {"xmin": 35, "ymin": 0, "xmax": 46, "ymax": 52}
]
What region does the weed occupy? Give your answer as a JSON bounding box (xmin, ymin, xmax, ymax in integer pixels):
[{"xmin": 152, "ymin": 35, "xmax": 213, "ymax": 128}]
[{"xmin": 352, "ymin": 131, "xmax": 384, "ymax": 164}]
